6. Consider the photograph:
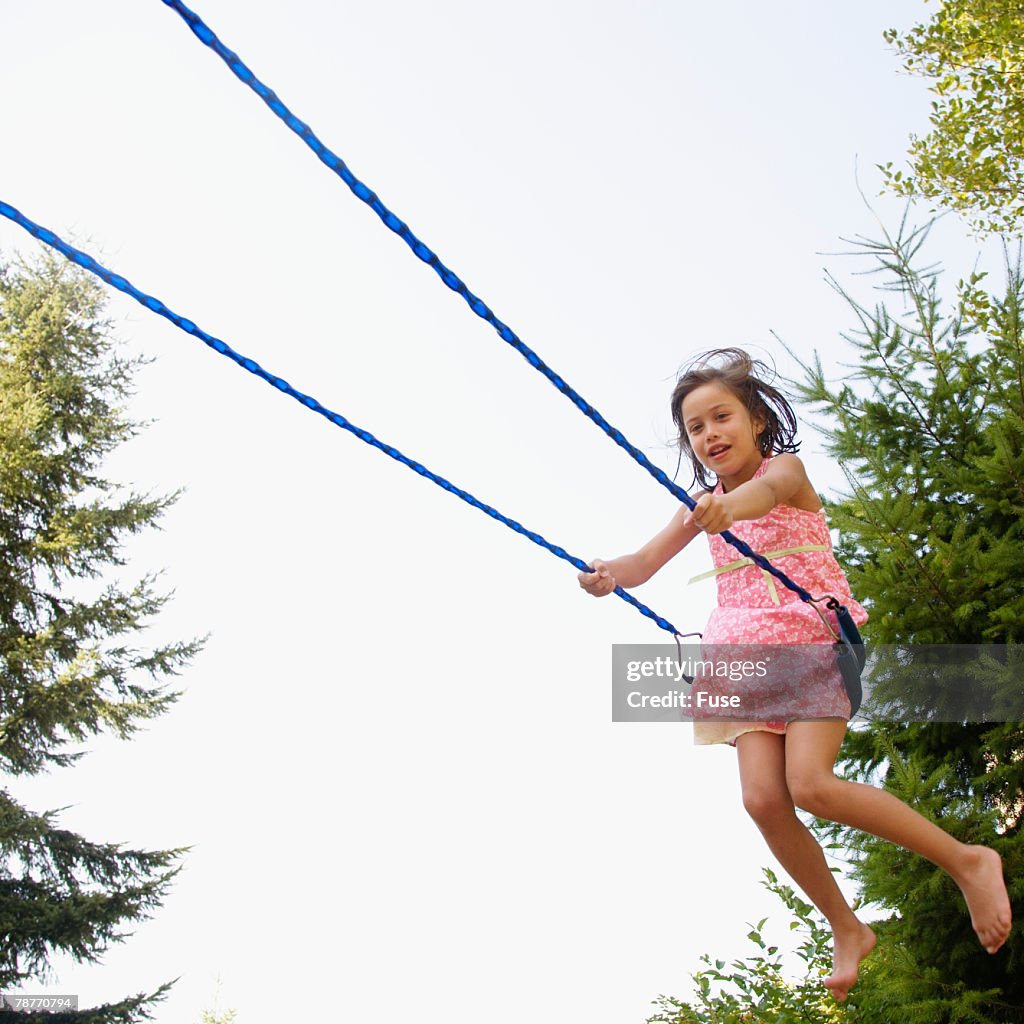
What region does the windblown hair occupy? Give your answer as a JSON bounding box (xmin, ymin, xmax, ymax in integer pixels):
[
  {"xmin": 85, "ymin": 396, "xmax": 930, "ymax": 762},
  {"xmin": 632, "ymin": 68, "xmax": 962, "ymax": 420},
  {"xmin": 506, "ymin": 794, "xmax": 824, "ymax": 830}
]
[{"xmin": 670, "ymin": 348, "xmax": 800, "ymax": 490}]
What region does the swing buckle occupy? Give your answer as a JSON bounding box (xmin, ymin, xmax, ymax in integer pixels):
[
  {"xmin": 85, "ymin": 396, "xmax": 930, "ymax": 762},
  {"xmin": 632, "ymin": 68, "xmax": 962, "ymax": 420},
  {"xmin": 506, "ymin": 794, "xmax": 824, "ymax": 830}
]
[{"xmin": 812, "ymin": 595, "xmax": 867, "ymax": 717}]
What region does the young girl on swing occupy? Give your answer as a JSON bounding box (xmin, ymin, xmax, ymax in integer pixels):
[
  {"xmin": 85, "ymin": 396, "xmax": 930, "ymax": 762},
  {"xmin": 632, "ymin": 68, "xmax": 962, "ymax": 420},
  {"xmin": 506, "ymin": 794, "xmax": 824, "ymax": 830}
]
[{"xmin": 578, "ymin": 348, "xmax": 1011, "ymax": 1002}]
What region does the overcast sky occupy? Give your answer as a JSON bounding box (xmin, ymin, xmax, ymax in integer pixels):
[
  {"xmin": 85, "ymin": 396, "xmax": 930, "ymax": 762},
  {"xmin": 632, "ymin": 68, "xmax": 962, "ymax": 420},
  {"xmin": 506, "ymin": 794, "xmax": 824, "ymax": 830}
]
[{"xmin": 0, "ymin": 2, "xmax": 1000, "ymax": 1021}]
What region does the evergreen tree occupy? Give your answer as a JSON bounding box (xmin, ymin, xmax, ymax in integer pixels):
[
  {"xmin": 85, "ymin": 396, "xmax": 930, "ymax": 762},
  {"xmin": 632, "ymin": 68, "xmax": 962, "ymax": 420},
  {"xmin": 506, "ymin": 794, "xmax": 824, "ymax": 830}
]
[
  {"xmin": 0, "ymin": 250, "xmax": 202, "ymax": 1021},
  {"xmin": 785, "ymin": 210, "xmax": 1024, "ymax": 1021}
]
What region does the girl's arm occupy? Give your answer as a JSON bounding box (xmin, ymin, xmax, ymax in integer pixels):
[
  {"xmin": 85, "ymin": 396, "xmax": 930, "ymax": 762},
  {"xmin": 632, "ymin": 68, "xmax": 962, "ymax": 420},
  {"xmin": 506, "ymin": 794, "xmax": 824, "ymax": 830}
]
[
  {"xmin": 685, "ymin": 453, "xmax": 812, "ymax": 533},
  {"xmin": 578, "ymin": 494, "xmax": 708, "ymax": 596}
]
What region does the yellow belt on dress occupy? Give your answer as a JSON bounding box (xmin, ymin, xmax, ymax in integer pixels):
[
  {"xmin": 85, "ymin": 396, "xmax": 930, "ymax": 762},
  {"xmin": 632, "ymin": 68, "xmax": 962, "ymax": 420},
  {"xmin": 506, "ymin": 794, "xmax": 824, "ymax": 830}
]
[{"xmin": 687, "ymin": 544, "xmax": 829, "ymax": 606}]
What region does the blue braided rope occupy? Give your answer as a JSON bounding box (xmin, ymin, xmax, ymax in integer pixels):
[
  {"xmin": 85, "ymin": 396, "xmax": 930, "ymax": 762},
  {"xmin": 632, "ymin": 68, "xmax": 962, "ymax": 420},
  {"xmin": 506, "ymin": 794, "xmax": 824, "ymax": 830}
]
[
  {"xmin": 0, "ymin": 199, "xmax": 688, "ymax": 638},
  {"xmin": 157, "ymin": 0, "xmax": 817, "ymax": 607}
]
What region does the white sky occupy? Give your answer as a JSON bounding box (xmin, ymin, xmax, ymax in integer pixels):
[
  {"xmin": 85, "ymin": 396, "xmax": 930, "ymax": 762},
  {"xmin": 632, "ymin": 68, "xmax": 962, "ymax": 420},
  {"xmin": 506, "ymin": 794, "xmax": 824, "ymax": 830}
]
[{"xmin": 0, "ymin": 1, "xmax": 1000, "ymax": 1021}]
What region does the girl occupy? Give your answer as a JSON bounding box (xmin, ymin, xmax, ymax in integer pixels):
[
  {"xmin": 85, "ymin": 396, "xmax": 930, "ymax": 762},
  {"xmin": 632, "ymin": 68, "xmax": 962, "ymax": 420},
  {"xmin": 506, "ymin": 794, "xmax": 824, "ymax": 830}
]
[{"xmin": 578, "ymin": 348, "xmax": 1011, "ymax": 1002}]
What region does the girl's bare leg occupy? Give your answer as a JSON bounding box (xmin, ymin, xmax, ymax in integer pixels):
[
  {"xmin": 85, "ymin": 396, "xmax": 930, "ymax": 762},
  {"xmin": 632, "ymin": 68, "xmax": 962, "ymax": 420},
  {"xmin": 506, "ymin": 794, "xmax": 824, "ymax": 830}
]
[
  {"xmin": 785, "ymin": 720, "xmax": 1012, "ymax": 957},
  {"xmin": 735, "ymin": 730, "xmax": 875, "ymax": 1001}
]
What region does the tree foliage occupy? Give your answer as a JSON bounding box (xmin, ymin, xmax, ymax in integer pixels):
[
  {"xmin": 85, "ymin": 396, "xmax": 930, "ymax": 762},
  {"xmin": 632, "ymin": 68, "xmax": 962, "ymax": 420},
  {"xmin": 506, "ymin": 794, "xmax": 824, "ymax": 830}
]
[
  {"xmin": 881, "ymin": 0, "xmax": 1024, "ymax": 235},
  {"xmin": 783, "ymin": 210, "xmax": 1024, "ymax": 1021},
  {"xmin": 0, "ymin": 250, "xmax": 202, "ymax": 1019},
  {"xmin": 646, "ymin": 869, "xmax": 848, "ymax": 1024},
  {"xmin": 199, "ymin": 1009, "xmax": 238, "ymax": 1024}
]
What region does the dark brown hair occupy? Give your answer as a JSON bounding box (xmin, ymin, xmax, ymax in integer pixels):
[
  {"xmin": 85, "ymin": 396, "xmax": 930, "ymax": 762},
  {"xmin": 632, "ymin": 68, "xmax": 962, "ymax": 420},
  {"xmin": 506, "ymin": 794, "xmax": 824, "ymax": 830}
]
[{"xmin": 670, "ymin": 348, "xmax": 800, "ymax": 489}]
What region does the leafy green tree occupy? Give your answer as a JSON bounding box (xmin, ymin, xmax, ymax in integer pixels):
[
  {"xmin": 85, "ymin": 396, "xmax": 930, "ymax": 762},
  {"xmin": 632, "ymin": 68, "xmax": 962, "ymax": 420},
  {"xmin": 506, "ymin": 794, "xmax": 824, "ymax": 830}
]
[
  {"xmin": 646, "ymin": 869, "xmax": 848, "ymax": 1024},
  {"xmin": 199, "ymin": 1008, "xmax": 237, "ymax": 1024},
  {"xmin": 197, "ymin": 978, "xmax": 237, "ymax": 1024},
  {"xmin": 881, "ymin": 0, "xmax": 1024, "ymax": 235},
  {"xmin": 0, "ymin": 250, "xmax": 202, "ymax": 1020},
  {"xmin": 784, "ymin": 210, "xmax": 1024, "ymax": 1021}
]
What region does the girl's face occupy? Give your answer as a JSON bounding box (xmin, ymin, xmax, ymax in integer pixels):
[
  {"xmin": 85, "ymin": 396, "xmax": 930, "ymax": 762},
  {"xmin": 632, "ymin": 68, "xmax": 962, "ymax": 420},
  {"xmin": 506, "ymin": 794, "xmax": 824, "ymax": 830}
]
[{"xmin": 681, "ymin": 382, "xmax": 766, "ymax": 490}]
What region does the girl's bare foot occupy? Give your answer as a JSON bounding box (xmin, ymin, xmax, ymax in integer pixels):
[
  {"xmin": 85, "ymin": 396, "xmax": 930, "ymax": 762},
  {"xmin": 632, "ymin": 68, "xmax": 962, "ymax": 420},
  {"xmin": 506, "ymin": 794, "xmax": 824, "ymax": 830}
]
[
  {"xmin": 956, "ymin": 845, "xmax": 1012, "ymax": 954},
  {"xmin": 824, "ymin": 920, "xmax": 876, "ymax": 1002}
]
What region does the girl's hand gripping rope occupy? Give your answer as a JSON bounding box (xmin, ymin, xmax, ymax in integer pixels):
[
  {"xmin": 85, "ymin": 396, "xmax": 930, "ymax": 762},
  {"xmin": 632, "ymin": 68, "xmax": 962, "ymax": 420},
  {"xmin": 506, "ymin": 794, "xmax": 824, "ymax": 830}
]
[
  {"xmin": 578, "ymin": 559, "xmax": 617, "ymax": 597},
  {"xmin": 683, "ymin": 492, "xmax": 734, "ymax": 535}
]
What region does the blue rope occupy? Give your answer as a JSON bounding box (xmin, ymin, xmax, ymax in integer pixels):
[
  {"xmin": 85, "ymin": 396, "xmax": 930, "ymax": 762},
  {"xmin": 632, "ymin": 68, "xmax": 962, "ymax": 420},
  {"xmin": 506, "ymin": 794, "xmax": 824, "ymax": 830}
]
[
  {"xmin": 157, "ymin": 0, "xmax": 817, "ymax": 607},
  {"xmin": 0, "ymin": 199, "xmax": 689, "ymax": 639}
]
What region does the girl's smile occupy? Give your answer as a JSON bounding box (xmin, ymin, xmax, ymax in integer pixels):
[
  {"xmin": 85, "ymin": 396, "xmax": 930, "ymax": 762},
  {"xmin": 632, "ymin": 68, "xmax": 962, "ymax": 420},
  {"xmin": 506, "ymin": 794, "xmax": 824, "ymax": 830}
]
[{"xmin": 681, "ymin": 382, "xmax": 765, "ymax": 490}]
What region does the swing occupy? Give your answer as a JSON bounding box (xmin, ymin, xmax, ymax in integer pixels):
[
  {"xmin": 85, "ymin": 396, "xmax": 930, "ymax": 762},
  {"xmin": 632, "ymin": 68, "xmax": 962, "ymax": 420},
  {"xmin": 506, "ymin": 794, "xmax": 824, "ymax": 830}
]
[{"xmin": 2, "ymin": 0, "xmax": 869, "ymax": 718}]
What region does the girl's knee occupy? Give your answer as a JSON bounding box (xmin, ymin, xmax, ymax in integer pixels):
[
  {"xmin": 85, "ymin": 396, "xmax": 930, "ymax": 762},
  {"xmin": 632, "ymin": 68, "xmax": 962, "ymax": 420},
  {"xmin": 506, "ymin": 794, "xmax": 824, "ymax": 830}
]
[
  {"xmin": 742, "ymin": 785, "xmax": 794, "ymax": 825},
  {"xmin": 786, "ymin": 771, "xmax": 837, "ymax": 817}
]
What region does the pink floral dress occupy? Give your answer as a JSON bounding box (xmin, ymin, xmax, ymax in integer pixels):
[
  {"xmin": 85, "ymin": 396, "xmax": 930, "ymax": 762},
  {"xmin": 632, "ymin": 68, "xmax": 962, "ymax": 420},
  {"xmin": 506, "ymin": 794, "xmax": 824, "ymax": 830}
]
[{"xmin": 691, "ymin": 457, "xmax": 868, "ymax": 746}]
